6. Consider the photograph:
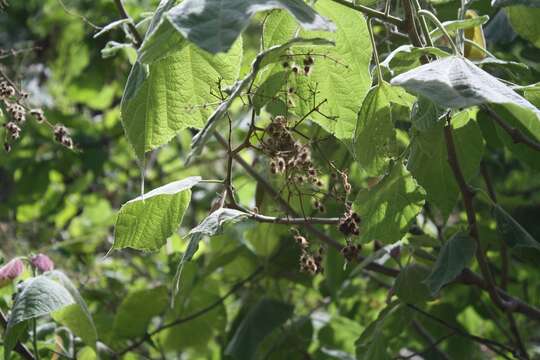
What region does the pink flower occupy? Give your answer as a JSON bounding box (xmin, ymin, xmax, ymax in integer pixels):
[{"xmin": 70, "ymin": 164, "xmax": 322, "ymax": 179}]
[
  {"xmin": 31, "ymin": 254, "xmax": 54, "ymax": 272},
  {"xmin": 0, "ymin": 258, "xmax": 24, "ymax": 288}
]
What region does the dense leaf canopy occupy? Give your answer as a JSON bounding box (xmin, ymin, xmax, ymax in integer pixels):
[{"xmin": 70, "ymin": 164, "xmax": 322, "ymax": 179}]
[{"xmin": 1, "ymin": 0, "xmax": 540, "ymax": 359}]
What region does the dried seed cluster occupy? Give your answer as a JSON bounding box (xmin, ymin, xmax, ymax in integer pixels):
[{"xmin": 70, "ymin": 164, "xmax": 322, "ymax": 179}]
[
  {"xmin": 1, "ymin": 78, "xmax": 73, "ymax": 152},
  {"xmin": 294, "ymin": 232, "xmax": 324, "ymax": 275},
  {"xmin": 283, "ymin": 55, "xmax": 314, "ymax": 76},
  {"xmin": 338, "ymin": 206, "xmax": 361, "ymax": 236},
  {"xmin": 263, "ymin": 116, "xmax": 324, "ymax": 189},
  {"xmin": 341, "ymin": 240, "xmax": 361, "ymax": 263}
]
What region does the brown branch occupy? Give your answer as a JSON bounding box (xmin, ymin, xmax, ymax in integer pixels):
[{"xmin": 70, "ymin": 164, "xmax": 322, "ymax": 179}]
[
  {"xmin": 443, "ymin": 121, "xmax": 516, "ymax": 313},
  {"xmin": 329, "ymin": 0, "xmax": 404, "ymax": 27},
  {"xmin": 0, "ymin": 310, "xmax": 35, "ymax": 360},
  {"xmin": 484, "ymin": 105, "xmax": 540, "ymax": 152},
  {"xmin": 113, "ymin": 0, "xmax": 143, "ymax": 47},
  {"xmin": 480, "ymin": 163, "xmax": 529, "ymax": 359}
]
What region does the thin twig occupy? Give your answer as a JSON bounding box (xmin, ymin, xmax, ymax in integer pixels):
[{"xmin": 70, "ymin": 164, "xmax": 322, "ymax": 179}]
[
  {"xmin": 484, "ymin": 105, "xmax": 540, "ymax": 152},
  {"xmin": 113, "ymin": 0, "xmax": 143, "ymax": 47},
  {"xmin": 329, "ymin": 0, "xmax": 404, "ymax": 27}
]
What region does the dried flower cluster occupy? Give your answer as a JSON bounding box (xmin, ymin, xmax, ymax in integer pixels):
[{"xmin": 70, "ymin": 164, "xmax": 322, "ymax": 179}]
[
  {"xmin": 341, "ymin": 240, "xmax": 361, "ymax": 263},
  {"xmin": 1, "ymin": 77, "xmax": 73, "ymax": 152},
  {"xmin": 263, "ymin": 116, "xmax": 324, "ymax": 189},
  {"xmin": 283, "ymin": 54, "xmax": 314, "ymax": 76},
  {"xmin": 294, "ymin": 233, "xmax": 324, "ymax": 275},
  {"xmin": 338, "ymin": 205, "xmax": 361, "ymax": 236}
]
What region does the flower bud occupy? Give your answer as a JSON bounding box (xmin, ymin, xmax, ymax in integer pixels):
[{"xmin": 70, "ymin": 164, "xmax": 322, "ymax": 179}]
[
  {"xmin": 0, "ymin": 258, "xmax": 24, "ymax": 288},
  {"xmin": 31, "ymin": 253, "xmax": 54, "ymax": 272}
]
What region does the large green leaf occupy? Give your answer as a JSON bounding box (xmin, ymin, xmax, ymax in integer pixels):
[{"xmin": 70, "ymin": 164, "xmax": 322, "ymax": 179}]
[
  {"xmin": 4, "ymin": 276, "xmax": 75, "ymax": 360},
  {"xmin": 354, "ymin": 164, "xmax": 425, "ymax": 244},
  {"xmin": 391, "ymin": 56, "xmax": 540, "ymax": 142},
  {"xmin": 188, "ymin": 37, "xmax": 333, "ymax": 160},
  {"xmin": 113, "ymin": 177, "xmax": 200, "ymax": 251},
  {"xmin": 424, "ymin": 232, "xmax": 476, "ymax": 295},
  {"xmin": 407, "ymin": 116, "xmax": 484, "ymax": 218},
  {"xmin": 354, "ymin": 82, "xmax": 414, "ymax": 176},
  {"xmin": 262, "ymin": 9, "xmax": 298, "ymax": 49},
  {"xmin": 48, "ymin": 271, "xmax": 97, "ymax": 349},
  {"xmin": 299, "ymin": 0, "xmax": 373, "ymax": 138},
  {"xmin": 225, "ymin": 298, "xmax": 294, "ymax": 360},
  {"xmin": 113, "ymin": 286, "xmax": 168, "ymax": 338},
  {"xmin": 166, "ymin": 0, "xmax": 335, "ymax": 54},
  {"xmin": 507, "ymin": 6, "xmax": 540, "ymax": 47},
  {"xmin": 394, "ymin": 263, "xmax": 431, "ymax": 304},
  {"xmin": 493, "ymin": 204, "xmax": 540, "ymax": 250},
  {"xmin": 121, "ymin": 38, "xmax": 242, "ymax": 161}
]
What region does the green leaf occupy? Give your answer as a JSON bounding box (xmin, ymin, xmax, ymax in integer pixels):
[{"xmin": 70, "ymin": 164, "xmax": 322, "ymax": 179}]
[
  {"xmin": 121, "ymin": 38, "xmax": 242, "ymax": 161},
  {"xmin": 407, "ymin": 117, "xmax": 484, "ymax": 218},
  {"xmin": 225, "ymin": 298, "xmax": 293, "ymax": 360},
  {"xmin": 188, "ymin": 37, "xmax": 333, "ymax": 161},
  {"xmin": 493, "ymin": 204, "xmax": 540, "ymax": 250},
  {"xmin": 354, "ymin": 164, "xmax": 426, "ymax": 244},
  {"xmin": 113, "ymin": 177, "xmax": 200, "ymax": 251},
  {"xmin": 424, "ymin": 232, "xmax": 476, "ymax": 295},
  {"xmin": 391, "ymin": 56, "xmax": 540, "ymax": 142},
  {"xmin": 253, "ymin": 71, "xmax": 288, "ymax": 112},
  {"xmin": 174, "ymin": 208, "xmax": 250, "ymax": 294},
  {"xmin": 299, "ymin": 0, "xmax": 373, "ymax": 139},
  {"xmin": 354, "ymin": 82, "xmax": 414, "ymax": 175},
  {"xmin": 166, "ymin": 0, "xmax": 335, "ymax": 54},
  {"xmin": 507, "ymin": 6, "xmax": 540, "ymax": 48},
  {"xmin": 5, "ymin": 276, "xmax": 75, "ymax": 360},
  {"xmin": 48, "ymin": 271, "xmax": 97, "ymax": 349},
  {"xmin": 394, "ymin": 263, "xmax": 431, "ymax": 304},
  {"xmin": 262, "ymin": 9, "xmax": 299, "ymax": 49},
  {"xmin": 113, "ymin": 286, "xmax": 168, "ymax": 338},
  {"xmin": 430, "ymin": 16, "xmax": 490, "ymax": 40},
  {"xmin": 410, "ymin": 96, "xmax": 445, "ymax": 131}
]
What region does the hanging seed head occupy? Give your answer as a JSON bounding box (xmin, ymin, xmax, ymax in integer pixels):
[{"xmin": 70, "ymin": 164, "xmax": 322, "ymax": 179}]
[
  {"xmin": 30, "ymin": 108, "xmax": 45, "ymax": 123},
  {"xmin": 303, "ymin": 56, "xmax": 314, "ymax": 66},
  {"xmin": 3, "ymin": 142, "xmax": 11, "ymax": 153},
  {"xmin": 294, "ymin": 235, "xmax": 309, "ymax": 248}
]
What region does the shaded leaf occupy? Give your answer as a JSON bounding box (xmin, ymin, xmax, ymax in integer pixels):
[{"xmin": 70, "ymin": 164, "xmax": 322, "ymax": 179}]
[
  {"xmin": 113, "ymin": 286, "xmax": 168, "ymax": 338},
  {"xmin": 394, "ymin": 263, "xmax": 431, "ymax": 304},
  {"xmin": 407, "ymin": 116, "xmax": 484, "ymax": 218},
  {"xmin": 493, "ymin": 204, "xmax": 540, "ymax": 250},
  {"xmin": 430, "ymin": 15, "xmax": 490, "ymax": 40},
  {"xmin": 424, "ymin": 232, "xmax": 476, "ymax": 294},
  {"xmin": 166, "ymin": 0, "xmax": 335, "ymax": 53},
  {"xmin": 114, "ymin": 177, "xmax": 201, "ymax": 251},
  {"xmin": 507, "ymin": 6, "xmax": 540, "ymax": 48},
  {"xmin": 225, "ymin": 298, "xmax": 293, "ymax": 360}
]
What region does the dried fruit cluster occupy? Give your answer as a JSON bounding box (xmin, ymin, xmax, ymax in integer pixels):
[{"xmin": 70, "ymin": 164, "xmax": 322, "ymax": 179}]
[
  {"xmin": 294, "ymin": 233, "xmax": 324, "ymax": 275},
  {"xmin": 338, "ymin": 205, "xmax": 362, "ymax": 236},
  {"xmin": 1, "ymin": 77, "xmax": 73, "ymax": 152},
  {"xmin": 263, "ymin": 115, "xmax": 324, "ymax": 189}
]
